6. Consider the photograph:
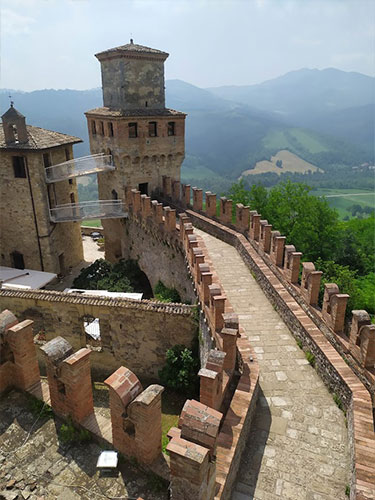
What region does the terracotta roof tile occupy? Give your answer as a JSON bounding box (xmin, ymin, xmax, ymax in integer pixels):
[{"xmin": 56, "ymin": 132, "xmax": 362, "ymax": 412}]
[{"xmin": 0, "ymin": 125, "xmax": 82, "ymax": 150}]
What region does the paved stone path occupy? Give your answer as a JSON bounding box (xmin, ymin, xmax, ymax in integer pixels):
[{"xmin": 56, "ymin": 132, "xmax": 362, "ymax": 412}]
[{"xmin": 195, "ymin": 229, "xmax": 350, "ymax": 500}]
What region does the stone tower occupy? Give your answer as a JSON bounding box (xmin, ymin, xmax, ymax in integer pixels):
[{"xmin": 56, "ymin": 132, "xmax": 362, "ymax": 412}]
[
  {"xmin": 85, "ymin": 40, "xmax": 186, "ymax": 260},
  {"xmin": 0, "ymin": 104, "xmax": 84, "ymax": 275}
]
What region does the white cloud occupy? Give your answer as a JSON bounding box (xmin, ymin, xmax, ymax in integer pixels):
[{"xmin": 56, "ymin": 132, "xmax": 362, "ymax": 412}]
[{"xmin": 1, "ymin": 8, "xmax": 36, "ymax": 35}]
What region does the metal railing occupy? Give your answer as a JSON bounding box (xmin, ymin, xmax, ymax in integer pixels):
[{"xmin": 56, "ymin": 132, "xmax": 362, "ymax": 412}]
[
  {"xmin": 45, "ymin": 154, "xmax": 115, "ymax": 183},
  {"xmin": 49, "ymin": 200, "xmax": 128, "ymax": 222}
]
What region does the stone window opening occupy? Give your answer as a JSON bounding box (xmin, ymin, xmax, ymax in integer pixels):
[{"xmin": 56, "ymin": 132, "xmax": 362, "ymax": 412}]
[
  {"xmin": 108, "ymin": 122, "xmax": 114, "ymax": 137},
  {"xmin": 12, "ymin": 156, "xmax": 26, "ymax": 178},
  {"xmin": 148, "ymin": 121, "xmax": 157, "ymax": 137},
  {"xmin": 11, "ymin": 251, "xmax": 25, "ymax": 270},
  {"xmin": 145, "ymin": 101, "xmax": 148, "ymax": 107},
  {"xmin": 91, "ymin": 121, "xmax": 97, "ymax": 135},
  {"xmin": 83, "ymin": 316, "xmax": 102, "ymax": 351},
  {"xmin": 112, "ymin": 189, "xmax": 118, "ymax": 200},
  {"xmin": 99, "ymin": 121, "xmax": 105, "ymax": 135},
  {"xmin": 128, "ymin": 122, "xmax": 137, "ymax": 138},
  {"xmin": 139, "ymin": 183, "xmax": 148, "ymax": 196},
  {"xmin": 168, "ymin": 121, "xmax": 175, "ymax": 136},
  {"xmin": 43, "ymin": 153, "xmax": 51, "ymax": 169},
  {"xmin": 65, "ymin": 148, "xmax": 71, "ymax": 161},
  {"xmin": 9, "ymin": 124, "xmax": 18, "ymax": 142},
  {"xmin": 56, "ymin": 378, "xmax": 66, "ymax": 395}
]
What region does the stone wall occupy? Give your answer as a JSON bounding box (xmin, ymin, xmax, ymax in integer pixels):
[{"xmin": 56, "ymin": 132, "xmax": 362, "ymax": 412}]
[
  {"xmin": 0, "ymin": 289, "xmax": 197, "ymax": 382},
  {"xmin": 122, "ymin": 217, "xmax": 196, "ymax": 303},
  {"xmin": 0, "ymin": 144, "xmax": 83, "ymax": 274}
]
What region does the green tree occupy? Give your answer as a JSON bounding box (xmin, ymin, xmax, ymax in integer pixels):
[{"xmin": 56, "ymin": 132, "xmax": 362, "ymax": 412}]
[
  {"xmin": 227, "ymin": 180, "xmax": 341, "ymax": 261},
  {"xmin": 158, "ymin": 345, "xmax": 199, "ymax": 396},
  {"xmin": 315, "ymin": 258, "xmax": 360, "ymax": 315}
]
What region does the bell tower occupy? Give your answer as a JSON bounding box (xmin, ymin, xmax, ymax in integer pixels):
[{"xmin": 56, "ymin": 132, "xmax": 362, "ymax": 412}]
[
  {"xmin": 85, "ymin": 40, "xmax": 186, "ymax": 199},
  {"xmin": 85, "ymin": 40, "xmax": 186, "ymax": 261}
]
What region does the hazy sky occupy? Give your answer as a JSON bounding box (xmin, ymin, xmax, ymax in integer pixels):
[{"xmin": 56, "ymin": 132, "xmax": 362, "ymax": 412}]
[{"xmin": 1, "ymin": 0, "xmax": 374, "ymax": 91}]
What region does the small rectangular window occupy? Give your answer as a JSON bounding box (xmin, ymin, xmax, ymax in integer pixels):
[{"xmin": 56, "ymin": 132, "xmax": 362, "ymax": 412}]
[
  {"xmin": 65, "ymin": 148, "xmax": 70, "ymax": 161},
  {"xmin": 148, "ymin": 121, "xmax": 157, "ymax": 137},
  {"xmin": 91, "ymin": 121, "xmax": 97, "ymax": 135},
  {"xmin": 108, "ymin": 122, "xmax": 114, "ymax": 137},
  {"xmin": 43, "ymin": 153, "xmax": 51, "ymax": 168},
  {"xmin": 11, "ymin": 251, "xmax": 25, "ymax": 270},
  {"xmin": 129, "ymin": 122, "xmax": 137, "ymax": 138},
  {"xmin": 13, "ymin": 156, "xmax": 26, "ymax": 178},
  {"xmin": 168, "ymin": 121, "xmax": 175, "ymax": 136},
  {"xmin": 99, "ymin": 121, "xmax": 104, "ymax": 135}
]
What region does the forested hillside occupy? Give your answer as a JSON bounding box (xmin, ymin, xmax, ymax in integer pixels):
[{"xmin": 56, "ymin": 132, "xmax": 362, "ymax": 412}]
[{"xmin": 1, "ymin": 68, "xmax": 373, "ymax": 197}]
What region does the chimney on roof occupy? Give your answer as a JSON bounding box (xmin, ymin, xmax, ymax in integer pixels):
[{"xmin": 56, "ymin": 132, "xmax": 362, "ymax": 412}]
[{"xmin": 1, "ymin": 104, "xmax": 28, "ymax": 145}]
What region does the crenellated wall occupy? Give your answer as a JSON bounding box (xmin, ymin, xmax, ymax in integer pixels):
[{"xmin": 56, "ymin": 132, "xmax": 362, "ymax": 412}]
[
  {"xmin": 0, "ymin": 289, "xmax": 197, "ymax": 382},
  {"xmin": 158, "ymin": 176, "xmax": 375, "ymax": 500}
]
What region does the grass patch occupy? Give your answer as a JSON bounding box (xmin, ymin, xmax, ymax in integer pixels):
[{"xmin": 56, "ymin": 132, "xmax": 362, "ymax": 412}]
[
  {"xmin": 333, "ymin": 393, "xmax": 344, "ymax": 412},
  {"xmin": 81, "ymin": 219, "xmax": 102, "ymax": 228},
  {"xmin": 27, "ymin": 395, "xmax": 53, "ymax": 419},
  {"xmin": 296, "ymin": 338, "xmax": 303, "ymax": 349},
  {"xmin": 345, "ymin": 485, "xmax": 350, "ymax": 496},
  {"xmin": 305, "ymin": 350, "xmax": 315, "ymax": 367},
  {"xmin": 161, "ymin": 388, "xmax": 186, "ymax": 453},
  {"xmin": 59, "ymin": 419, "xmax": 92, "ymax": 444}
]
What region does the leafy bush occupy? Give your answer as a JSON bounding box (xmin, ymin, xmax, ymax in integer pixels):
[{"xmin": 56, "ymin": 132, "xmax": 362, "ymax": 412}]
[
  {"xmin": 159, "ymin": 345, "xmax": 199, "ymax": 396},
  {"xmin": 59, "ymin": 422, "xmax": 76, "ymax": 443},
  {"xmin": 154, "ymin": 280, "xmax": 181, "ymax": 303},
  {"xmin": 72, "ymin": 258, "xmax": 153, "ymax": 296}
]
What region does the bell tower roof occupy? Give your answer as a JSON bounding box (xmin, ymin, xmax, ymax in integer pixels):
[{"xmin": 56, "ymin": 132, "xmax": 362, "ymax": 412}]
[
  {"xmin": 1, "ymin": 104, "xmax": 25, "ymax": 120},
  {"xmin": 95, "ymin": 39, "xmax": 169, "ymax": 61}
]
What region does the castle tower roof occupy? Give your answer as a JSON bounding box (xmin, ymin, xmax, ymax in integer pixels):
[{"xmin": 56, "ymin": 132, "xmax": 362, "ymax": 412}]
[{"xmin": 95, "ymin": 39, "xmax": 169, "ymax": 61}]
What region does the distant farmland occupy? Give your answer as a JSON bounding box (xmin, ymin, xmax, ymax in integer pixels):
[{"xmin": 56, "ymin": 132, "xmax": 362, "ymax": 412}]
[
  {"xmin": 313, "ymin": 188, "xmax": 375, "ymax": 219},
  {"xmin": 241, "ymin": 150, "xmax": 323, "ymax": 177}
]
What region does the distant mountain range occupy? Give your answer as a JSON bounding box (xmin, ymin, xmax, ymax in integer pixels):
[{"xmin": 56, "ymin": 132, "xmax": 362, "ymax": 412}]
[
  {"xmin": 1, "ymin": 68, "xmax": 373, "ymax": 184},
  {"xmin": 207, "ymin": 68, "xmax": 374, "ymax": 150}
]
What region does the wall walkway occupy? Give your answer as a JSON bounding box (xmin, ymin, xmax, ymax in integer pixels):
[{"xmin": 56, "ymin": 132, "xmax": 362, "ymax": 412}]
[{"xmin": 195, "ymin": 229, "xmax": 350, "ymax": 500}]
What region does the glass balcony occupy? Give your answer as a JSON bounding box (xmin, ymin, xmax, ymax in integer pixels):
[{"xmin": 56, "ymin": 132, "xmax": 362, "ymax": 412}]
[
  {"xmin": 45, "ymin": 154, "xmax": 115, "ymax": 183},
  {"xmin": 49, "ymin": 200, "xmax": 128, "ymax": 222}
]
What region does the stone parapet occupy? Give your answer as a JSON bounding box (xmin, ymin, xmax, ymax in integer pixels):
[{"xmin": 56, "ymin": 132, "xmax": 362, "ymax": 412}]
[{"xmin": 179, "ymin": 208, "xmax": 375, "ymax": 500}]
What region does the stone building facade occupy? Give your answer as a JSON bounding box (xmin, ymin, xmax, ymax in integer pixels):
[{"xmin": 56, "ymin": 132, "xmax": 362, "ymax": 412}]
[
  {"xmin": 85, "ymin": 41, "xmax": 186, "ymax": 261},
  {"xmin": 0, "ymin": 105, "xmax": 84, "ymax": 274}
]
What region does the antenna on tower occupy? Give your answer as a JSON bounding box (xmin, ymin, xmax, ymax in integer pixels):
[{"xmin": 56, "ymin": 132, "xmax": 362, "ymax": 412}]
[
  {"xmin": 9, "ymin": 95, "xmax": 14, "ymax": 107},
  {"xmin": 130, "ymin": 33, "xmax": 134, "ymax": 44}
]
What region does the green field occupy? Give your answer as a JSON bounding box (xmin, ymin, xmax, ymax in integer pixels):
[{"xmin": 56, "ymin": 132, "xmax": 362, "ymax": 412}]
[
  {"xmin": 263, "ymin": 128, "xmax": 330, "ymax": 154},
  {"xmin": 81, "ymin": 219, "xmax": 102, "ymax": 228},
  {"xmin": 313, "ymin": 188, "xmax": 375, "ymax": 219}
]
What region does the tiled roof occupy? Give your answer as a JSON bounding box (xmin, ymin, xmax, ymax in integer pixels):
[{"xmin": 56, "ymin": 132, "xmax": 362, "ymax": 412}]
[
  {"xmin": 95, "ymin": 41, "xmax": 168, "ymax": 60},
  {"xmin": 0, "ymin": 125, "xmax": 82, "ymax": 150},
  {"xmin": 85, "ymin": 107, "xmax": 186, "ymax": 118}
]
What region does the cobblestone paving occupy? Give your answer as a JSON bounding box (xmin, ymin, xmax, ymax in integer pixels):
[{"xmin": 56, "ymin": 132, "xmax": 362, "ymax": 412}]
[
  {"xmin": 195, "ymin": 229, "xmax": 350, "ymax": 500},
  {"xmin": 0, "ymin": 391, "xmax": 168, "ymax": 500}
]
